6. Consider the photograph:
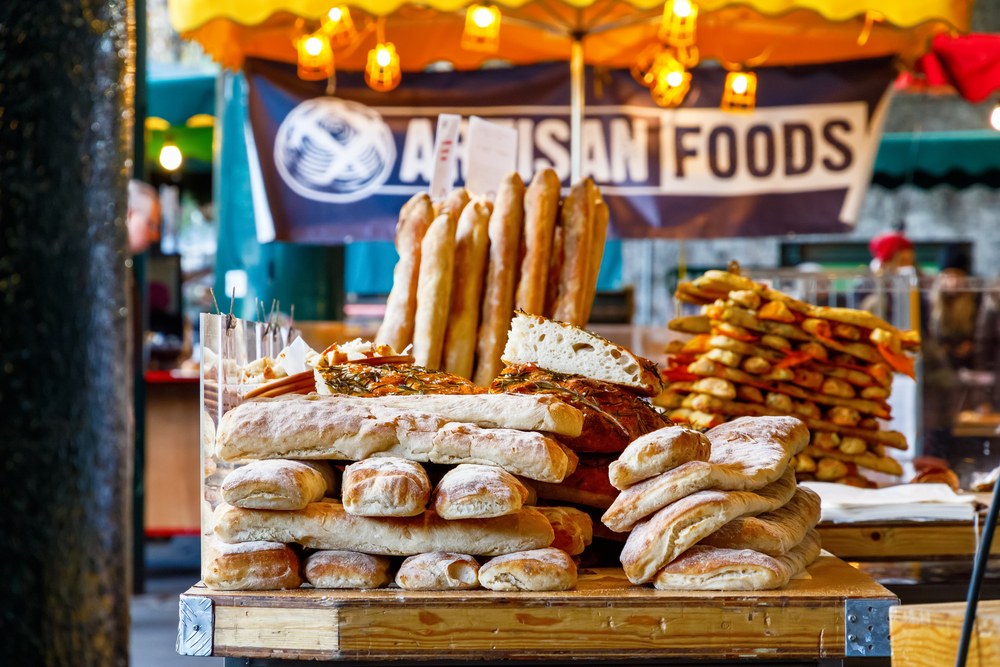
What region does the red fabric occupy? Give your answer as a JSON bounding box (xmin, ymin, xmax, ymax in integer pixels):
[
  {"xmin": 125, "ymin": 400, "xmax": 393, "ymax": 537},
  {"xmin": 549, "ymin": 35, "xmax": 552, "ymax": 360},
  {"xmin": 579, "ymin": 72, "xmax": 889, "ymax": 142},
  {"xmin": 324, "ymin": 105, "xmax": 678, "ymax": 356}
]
[
  {"xmin": 869, "ymin": 232, "xmax": 913, "ymax": 263},
  {"xmin": 931, "ymin": 33, "xmax": 1000, "ymax": 103},
  {"xmin": 916, "ymin": 51, "xmax": 951, "ymax": 87}
]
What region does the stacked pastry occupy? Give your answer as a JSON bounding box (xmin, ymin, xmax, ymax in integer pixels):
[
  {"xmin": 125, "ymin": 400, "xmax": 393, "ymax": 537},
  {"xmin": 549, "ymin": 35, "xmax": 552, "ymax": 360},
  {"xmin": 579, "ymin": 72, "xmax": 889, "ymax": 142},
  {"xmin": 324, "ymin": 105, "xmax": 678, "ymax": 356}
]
[
  {"xmin": 375, "ymin": 172, "xmax": 608, "ymax": 386},
  {"xmin": 602, "ymin": 416, "xmax": 823, "ymax": 590},
  {"xmin": 658, "ymin": 270, "xmax": 920, "ymax": 487},
  {"xmin": 204, "ymin": 390, "xmax": 593, "ymax": 592}
]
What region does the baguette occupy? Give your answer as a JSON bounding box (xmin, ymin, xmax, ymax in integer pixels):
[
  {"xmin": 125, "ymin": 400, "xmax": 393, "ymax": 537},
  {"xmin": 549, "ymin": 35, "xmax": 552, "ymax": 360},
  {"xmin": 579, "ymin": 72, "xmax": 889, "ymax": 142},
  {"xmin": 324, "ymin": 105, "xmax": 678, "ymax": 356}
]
[
  {"xmin": 214, "ymin": 502, "xmax": 554, "ymax": 556},
  {"xmin": 544, "ymin": 225, "xmax": 565, "ymax": 318},
  {"xmin": 438, "ymin": 187, "xmax": 470, "ymax": 220},
  {"xmin": 515, "ymin": 169, "xmax": 561, "ymax": 316},
  {"xmin": 474, "ymin": 173, "xmax": 525, "ymax": 386},
  {"xmin": 412, "ymin": 213, "xmax": 458, "ymax": 370},
  {"xmin": 552, "ymin": 178, "xmax": 596, "ymax": 325},
  {"xmin": 376, "ymin": 193, "xmax": 434, "ymax": 352},
  {"xmin": 442, "ymin": 198, "xmax": 493, "ymax": 379},
  {"xmin": 581, "ymin": 188, "xmax": 608, "ymax": 324},
  {"xmin": 304, "ymin": 551, "xmax": 391, "ymax": 589}
]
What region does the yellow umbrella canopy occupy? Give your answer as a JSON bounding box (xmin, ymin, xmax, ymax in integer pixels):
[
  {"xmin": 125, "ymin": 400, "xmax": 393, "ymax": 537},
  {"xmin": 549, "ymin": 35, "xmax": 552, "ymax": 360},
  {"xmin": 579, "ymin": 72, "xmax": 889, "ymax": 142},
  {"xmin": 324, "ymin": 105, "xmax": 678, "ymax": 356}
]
[{"xmin": 171, "ymin": 0, "xmax": 970, "ymax": 71}]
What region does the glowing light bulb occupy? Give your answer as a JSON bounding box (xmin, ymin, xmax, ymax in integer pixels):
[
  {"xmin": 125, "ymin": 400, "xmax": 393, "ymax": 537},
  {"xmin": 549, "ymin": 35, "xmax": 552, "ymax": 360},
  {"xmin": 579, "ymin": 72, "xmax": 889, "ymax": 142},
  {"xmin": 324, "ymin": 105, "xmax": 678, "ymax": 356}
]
[
  {"xmin": 991, "ymin": 104, "xmax": 1000, "ymax": 132},
  {"xmin": 731, "ymin": 74, "xmax": 748, "ymax": 94},
  {"xmin": 473, "ymin": 7, "xmax": 495, "ymax": 28},
  {"xmin": 376, "ymin": 48, "xmax": 391, "ymax": 67},
  {"xmin": 304, "ymin": 37, "xmax": 324, "ymax": 56},
  {"xmin": 673, "ymin": 0, "xmax": 692, "ymax": 18},
  {"xmin": 328, "ymin": 7, "xmax": 342, "ymax": 22},
  {"xmin": 666, "ymin": 70, "xmax": 684, "ymax": 87},
  {"xmin": 159, "ymin": 144, "xmax": 182, "ymax": 171}
]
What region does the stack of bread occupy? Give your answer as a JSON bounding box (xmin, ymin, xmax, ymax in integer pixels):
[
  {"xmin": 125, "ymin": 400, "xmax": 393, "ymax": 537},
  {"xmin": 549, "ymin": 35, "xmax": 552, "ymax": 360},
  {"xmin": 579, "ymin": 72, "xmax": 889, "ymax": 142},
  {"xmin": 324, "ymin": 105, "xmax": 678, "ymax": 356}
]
[
  {"xmin": 375, "ymin": 171, "xmax": 608, "ymax": 387},
  {"xmin": 602, "ymin": 417, "xmax": 823, "ymax": 590},
  {"xmin": 657, "ymin": 270, "xmax": 920, "ymax": 487},
  {"xmin": 205, "ymin": 384, "xmax": 595, "ymax": 592}
]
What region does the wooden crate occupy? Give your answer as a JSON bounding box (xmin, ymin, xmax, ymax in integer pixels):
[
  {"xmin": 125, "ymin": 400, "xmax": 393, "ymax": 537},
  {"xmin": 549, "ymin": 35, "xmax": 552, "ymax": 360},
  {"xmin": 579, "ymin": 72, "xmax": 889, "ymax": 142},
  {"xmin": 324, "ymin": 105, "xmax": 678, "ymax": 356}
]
[
  {"xmin": 890, "ymin": 600, "xmax": 1000, "ymax": 667},
  {"xmin": 817, "ymin": 521, "xmax": 999, "ymax": 561},
  {"xmin": 178, "ymin": 556, "xmax": 896, "ymax": 661}
]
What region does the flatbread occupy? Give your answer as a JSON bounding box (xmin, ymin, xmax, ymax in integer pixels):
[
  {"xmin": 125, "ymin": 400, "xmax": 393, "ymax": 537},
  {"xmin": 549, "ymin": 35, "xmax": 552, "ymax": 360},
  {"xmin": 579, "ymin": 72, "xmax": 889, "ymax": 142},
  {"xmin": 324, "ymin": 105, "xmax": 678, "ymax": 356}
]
[
  {"xmin": 609, "ymin": 426, "xmax": 712, "ymax": 490},
  {"xmin": 698, "ymin": 486, "xmax": 821, "ymax": 556}
]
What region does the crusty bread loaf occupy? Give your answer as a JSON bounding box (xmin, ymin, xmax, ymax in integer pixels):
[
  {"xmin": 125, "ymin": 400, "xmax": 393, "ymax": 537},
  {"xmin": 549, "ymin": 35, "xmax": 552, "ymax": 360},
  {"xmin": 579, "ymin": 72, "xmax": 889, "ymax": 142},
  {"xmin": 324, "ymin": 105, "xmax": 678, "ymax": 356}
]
[
  {"xmin": 502, "ymin": 312, "xmax": 662, "ymax": 396},
  {"xmin": 395, "ymin": 552, "xmax": 480, "ymax": 590},
  {"xmin": 303, "ymin": 550, "xmax": 391, "ymax": 589},
  {"xmin": 609, "ymin": 427, "xmax": 711, "ymax": 490},
  {"xmin": 222, "ymin": 460, "xmax": 337, "ymax": 510},
  {"xmin": 342, "ymin": 457, "xmax": 430, "ymax": 517},
  {"xmin": 204, "ymin": 540, "xmax": 301, "ymax": 591},
  {"xmin": 581, "ymin": 188, "xmax": 608, "ymax": 324},
  {"xmin": 474, "ymin": 173, "xmax": 525, "ymax": 386},
  {"xmin": 699, "ymin": 486, "xmax": 821, "ymax": 556},
  {"xmin": 535, "ymin": 506, "xmax": 593, "ymax": 556},
  {"xmin": 439, "ymin": 187, "xmax": 471, "ymax": 221},
  {"xmin": 215, "ymin": 395, "xmax": 575, "ymax": 483},
  {"xmin": 552, "ymin": 179, "xmax": 596, "ymax": 326},
  {"xmin": 214, "ymin": 502, "xmax": 554, "ymax": 556},
  {"xmin": 377, "ymin": 193, "xmax": 435, "ymax": 352},
  {"xmin": 619, "ymin": 468, "xmax": 798, "ymax": 584},
  {"xmin": 654, "ymin": 528, "xmax": 821, "ymax": 591},
  {"xmin": 442, "ymin": 198, "xmax": 492, "ymax": 379},
  {"xmin": 478, "ymin": 547, "xmax": 577, "ymax": 591},
  {"xmin": 432, "ymin": 464, "xmax": 528, "ymax": 520},
  {"xmin": 516, "ymin": 169, "xmax": 561, "ymax": 316},
  {"xmin": 413, "ymin": 212, "xmax": 458, "ymax": 370}
]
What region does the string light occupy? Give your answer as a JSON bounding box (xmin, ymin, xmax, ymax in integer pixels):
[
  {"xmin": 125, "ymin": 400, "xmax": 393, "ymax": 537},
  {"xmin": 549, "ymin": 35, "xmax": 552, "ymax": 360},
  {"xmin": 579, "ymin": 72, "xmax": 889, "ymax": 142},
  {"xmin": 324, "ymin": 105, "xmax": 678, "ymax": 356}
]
[
  {"xmin": 297, "ymin": 32, "xmax": 334, "ymax": 80},
  {"xmin": 366, "ymin": 42, "xmax": 401, "ymax": 91},
  {"xmin": 721, "ymin": 71, "xmax": 757, "ymax": 114},
  {"xmin": 159, "ymin": 142, "xmax": 182, "ymax": 171},
  {"xmin": 660, "ymin": 0, "xmax": 698, "ymax": 48},
  {"xmin": 991, "ymin": 103, "xmax": 1000, "ymax": 132},
  {"xmin": 631, "ymin": 43, "xmax": 666, "ymax": 87},
  {"xmin": 321, "ymin": 5, "xmax": 357, "ymax": 48},
  {"xmin": 462, "ymin": 4, "xmax": 501, "ymax": 53},
  {"xmin": 648, "ymin": 52, "xmax": 691, "ymax": 108}
]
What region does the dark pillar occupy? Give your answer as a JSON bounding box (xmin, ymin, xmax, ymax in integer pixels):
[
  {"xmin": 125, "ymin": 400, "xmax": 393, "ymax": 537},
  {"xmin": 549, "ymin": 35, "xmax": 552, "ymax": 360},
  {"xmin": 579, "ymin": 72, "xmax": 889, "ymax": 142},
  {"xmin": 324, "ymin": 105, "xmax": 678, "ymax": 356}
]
[{"xmin": 0, "ymin": 0, "xmax": 134, "ymax": 665}]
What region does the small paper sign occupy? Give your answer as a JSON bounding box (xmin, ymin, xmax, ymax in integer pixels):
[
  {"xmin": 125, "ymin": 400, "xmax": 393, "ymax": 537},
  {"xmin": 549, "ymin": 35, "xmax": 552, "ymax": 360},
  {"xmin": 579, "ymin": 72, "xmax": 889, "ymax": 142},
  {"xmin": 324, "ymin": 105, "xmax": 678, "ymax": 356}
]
[
  {"xmin": 429, "ymin": 113, "xmax": 462, "ymax": 201},
  {"xmin": 464, "ymin": 115, "xmax": 518, "ymax": 200}
]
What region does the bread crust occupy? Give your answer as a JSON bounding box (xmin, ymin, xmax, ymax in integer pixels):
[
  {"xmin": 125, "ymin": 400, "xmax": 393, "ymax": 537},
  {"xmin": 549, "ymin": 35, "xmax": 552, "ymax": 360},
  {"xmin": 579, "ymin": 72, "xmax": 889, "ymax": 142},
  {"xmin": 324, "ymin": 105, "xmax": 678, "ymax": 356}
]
[
  {"xmin": 535, "ymin": 506, "xmax": 593, "ymax": 556},
  {"xmin": 304, "ymin": 550, "xmax": 391, "ymax": 589},
  {"xmin": 699, "ymin": 486, "xmax": 821, "ymax": 556},
  {"xmin": 552, "ymin": 179, "xmax": 595, "ymax": 325},
  {"xmin": 377, "ymin": 193, "xmax": 434, "ymax": 352},
  {"xmin": 581, "ymin": 187, "xmax": 608, "ymax": 324},
  {"xmin": 478, "ymin": 547, "xmax": 577, "ymax": 591},
  {"xmin": 222, "ymin": 459, "xmax": 337, "ymax": 510},
  {"xmin": 395, "ymin": 552, "xmax": 480, "ymax": 590},
  {"xmin": 413, "ymin": 212, "xmax": 458, "ymax": 370},
  {"xmin": 543, "ymin": 225, "xmax": 565, "ymax": 318},
  {"xmin": 474, "ymin": 173, "xmax": 525, "ymax": 386},
  {"xmin": 342, "ymin": 457, "xmax": 431, "ymax": 517},
  {"xmin": 204, "ymin": 540, "xmax": 301, "ymax": 591},
  {"xmin": 442, "ymin": 198, "xmax": 492, "ymax": 379},
  {"xmin": 214, "ymin": 502, "xmax": 554, "ymax": 556},
  {"xmin": 432, "ymin": 464, "xmax": 528, "ymax": 520},
  {"xmin": 516, "ymin": 169, "xmax": 561, "ymax": 316},
  {"xmin": 609, "ymin": 427, "xmax": 711, "ymax": 490}
]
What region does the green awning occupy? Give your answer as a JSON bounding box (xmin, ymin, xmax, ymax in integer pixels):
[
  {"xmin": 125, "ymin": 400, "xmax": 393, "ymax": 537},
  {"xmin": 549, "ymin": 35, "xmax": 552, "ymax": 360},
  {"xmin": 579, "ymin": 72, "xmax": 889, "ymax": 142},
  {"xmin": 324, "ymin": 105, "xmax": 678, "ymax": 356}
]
[{"xmin": 874, "ymin": 130, "xmax": 1000, "ymax": 180}]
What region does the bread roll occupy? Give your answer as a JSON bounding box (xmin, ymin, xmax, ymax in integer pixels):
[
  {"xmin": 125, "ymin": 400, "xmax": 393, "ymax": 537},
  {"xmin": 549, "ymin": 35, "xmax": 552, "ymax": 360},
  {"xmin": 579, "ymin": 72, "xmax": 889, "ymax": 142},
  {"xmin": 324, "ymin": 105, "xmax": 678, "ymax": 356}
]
[
  {"xmin": 609, "ymin": 427, "xmax": 711, "ymax": 490},
  {"xmin": 204, "ymin": 540, "xmax": 301, "ymax": 591},
  {"xmin": 214, "ymin": 502, "xmax": 554, "ymax": 556},
  {"xmin": 478, "ymin": 548, "xmax": 577, "ymax": 591},
  {"xmin": 413, "ymin": 213, "xmax": 458, "ymax": 370},
  {"xmin": 516, "ymin": 169, "xmax": 561, "ymax": 315},
  {"xmin": 395, "ymin": 552, "xmax": 479, "ymax": 590},
  {"xmin": 222, "ymin": 459, "xmax": 338, "ymax": 510},
  {"xmin": 552, "ymin": 179, "xmax": 597, "ymax": 325},
  {"xmin": 442, "ymin": 198, "xmax": 492, "ymax": 379},
  {"xmin": 474, "ymin": 173, "xmax": 525, "ymax": 386},
  {"xmin": 535, "ymin": 506, "xmax": 593, "ymax": 556},
  {"xmin": 342, "ymin": 457, "xmax": 430, "ymax": 517},
  {"xmin": 580, "ymin": 188, "xmax": 608, "ymax": 324},
  {"xmin": 432, "ymin": 464, "xmax": 529, "ymax": 520},
  {"xmin": 377, "ymin": 193, "xmax": 434, "ymax": 352},
  {"xmin": 304, "ymin": 550, "xmax": 391, "ymax": 589}
]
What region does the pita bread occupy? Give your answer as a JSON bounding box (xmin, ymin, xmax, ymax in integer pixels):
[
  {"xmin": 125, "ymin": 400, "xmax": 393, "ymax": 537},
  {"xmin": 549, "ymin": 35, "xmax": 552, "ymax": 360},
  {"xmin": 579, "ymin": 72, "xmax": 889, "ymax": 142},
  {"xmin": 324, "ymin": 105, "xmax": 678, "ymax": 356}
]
[
  {"xmin": 602, "ymin": 417, "xmax": 808, "ymax": 532},
  {"xmin": 698, "ymin": 486, "xmax": 821, "ymax": 555},
  {"xmin": 653, "ymin": 528, "xmax": 822, "ymax": 590},
  {"xmin": 609, "ymin": 426, "xmax": 712, "ymax": 490},
  {"xmin": 620, "ymin": 468, "xmax": 798, "ymax": 583}
]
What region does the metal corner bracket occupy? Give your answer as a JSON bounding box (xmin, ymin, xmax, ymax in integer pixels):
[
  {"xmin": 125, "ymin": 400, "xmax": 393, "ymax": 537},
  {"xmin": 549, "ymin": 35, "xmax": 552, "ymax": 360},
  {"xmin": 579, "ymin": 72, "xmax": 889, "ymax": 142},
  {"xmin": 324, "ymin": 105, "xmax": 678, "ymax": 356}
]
[
  {"xmin": 844, "ymin": 598, "xmax": 896, "ymax": 657},
  {"xmin": 177, "ymin": 594, "xmax": 213, "ymax": 657}
]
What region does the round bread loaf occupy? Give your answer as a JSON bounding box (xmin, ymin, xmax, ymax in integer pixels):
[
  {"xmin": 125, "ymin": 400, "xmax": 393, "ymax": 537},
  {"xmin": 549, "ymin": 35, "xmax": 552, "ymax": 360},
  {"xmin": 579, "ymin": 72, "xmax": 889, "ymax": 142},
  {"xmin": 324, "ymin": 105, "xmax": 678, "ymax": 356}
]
[
  {"xmin": 304, "ymin": 550, "xmax": 391, "ymax": 589},
  {"xmin": 432, "ymin": 464, "xmax": 528, "ymax": 520},
  {"xmin": 342, "ymin": 457, "xmax": 430, "ymax": 517},
  {"xmin": 395, "ymin": 552, "xmax": 479, "ymax": 590},
  {"xmin": 204, "ymin": 540, "xmax": 301, "ymax": 591},
  {"xmin": 478, "ymin": 547, "xmax": 577, "ymax": 591},
  {"xmin": 222, "ymin": 459, "xmax": 337, "ymax": 510}
]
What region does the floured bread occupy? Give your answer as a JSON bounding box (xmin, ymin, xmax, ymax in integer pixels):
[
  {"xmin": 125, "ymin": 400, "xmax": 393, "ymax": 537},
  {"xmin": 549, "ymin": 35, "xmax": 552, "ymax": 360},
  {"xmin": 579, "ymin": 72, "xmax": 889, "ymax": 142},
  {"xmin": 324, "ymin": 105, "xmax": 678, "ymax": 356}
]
[
  {"xmin": 478, "ymin": 548, "xmax": 577, "ymax": 591},
  {"xmin": 304, "ymin": 551, "xmax": 391, "ymax": 589},
  {"xmin": 395, "ymin": 552, "xmax": 480, "ymax": 590},
  {"xmin": 216, "ymin": 395, "xmax": 575, "ymax": 483},
  {"xmin": 536, "ymin": 506, "xmax": 593, "ymax": 556},
  {"xmin": 699, "ymin": 486, "xmax": 821, "ymax": 556},
  {"xmin": 609, "ymin": 426, "xmax": 711, "ymax": 490},
  {"xmin": 214, "ymin": 502, "xmax": 554, "ymax": 556},
  {"xmin": 619, "ymin": 468, "xmax": 797, "ymax": 583},
  {"xmin": 342, "ymin": 457, "xmax": 431, "ymax": 517},
  {"xmin": 204, "ymin": 540, "xmax": 301, "ymax": 591},
  {"xmin": 432, "ymin": 464, "xmax": 528, "ymax": 520},
  {"xmin": 654, "ymin": 529, "xmax": 822, "ymax": 590},
  {"xmin": 502, "ymin": 312, "xmax": 662, "ymax": 396},
  {"xmin": 222, "ymin": 460, "xmax": 337, "ymax": 510}
]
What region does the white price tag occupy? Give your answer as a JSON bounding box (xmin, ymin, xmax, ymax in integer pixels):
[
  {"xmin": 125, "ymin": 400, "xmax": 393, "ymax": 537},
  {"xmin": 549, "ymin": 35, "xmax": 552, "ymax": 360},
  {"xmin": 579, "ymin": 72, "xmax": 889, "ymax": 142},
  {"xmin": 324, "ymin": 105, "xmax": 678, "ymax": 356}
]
[
  {"xmin": 464, "ymin": 115, "xmax": 518, "ymax": 200},
  {"xmin": 430, "ymin": 113, "xmax": 462, "ymax": 201}
]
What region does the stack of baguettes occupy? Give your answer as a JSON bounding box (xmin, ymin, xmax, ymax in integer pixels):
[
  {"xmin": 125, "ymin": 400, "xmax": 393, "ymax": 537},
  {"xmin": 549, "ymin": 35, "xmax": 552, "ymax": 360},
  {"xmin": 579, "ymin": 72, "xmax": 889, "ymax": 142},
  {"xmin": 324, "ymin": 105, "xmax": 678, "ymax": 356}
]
[
  {"xmin": 203, "ymin": 389, "xmax": 595, "ymax": 592},
  {"xmin": 656, "ymin": 270, "xmax": 921, "ymax": 487},
  {"xmin": 602, "ymin": 416, "xmax": 824, "ymax": 590},
  {"xmin": 374, "ymin": 172, "xmax": 608, "ymax": 387}
]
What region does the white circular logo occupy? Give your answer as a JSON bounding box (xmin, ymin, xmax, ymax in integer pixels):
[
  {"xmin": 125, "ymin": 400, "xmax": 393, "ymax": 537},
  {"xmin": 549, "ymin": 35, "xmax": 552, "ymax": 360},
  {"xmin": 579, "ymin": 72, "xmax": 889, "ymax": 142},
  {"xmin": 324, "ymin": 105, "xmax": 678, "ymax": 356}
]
[{"xmin": 274, "ymin": 98, "xmax": 396, "ymax": 203}]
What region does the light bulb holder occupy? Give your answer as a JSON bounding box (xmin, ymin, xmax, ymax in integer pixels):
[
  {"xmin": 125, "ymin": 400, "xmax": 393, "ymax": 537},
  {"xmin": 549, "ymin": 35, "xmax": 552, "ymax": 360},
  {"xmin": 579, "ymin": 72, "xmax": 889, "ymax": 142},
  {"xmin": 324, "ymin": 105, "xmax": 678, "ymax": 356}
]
[
  {"xmin": 632, "ymin": 43, "xmax": 665, "ymax": 88},
  {"xmin": 648, "ymin": 52, "xmax": 691, "ymax": 108},
  {"xmin": 366, "ymin": 42, "xmax": 402, "ymax": 91},
  {"xmin": 462, "ymin": 5, "xmax": 501, "ymax": 53},
  {"xmin": 660, "ymin": 0, "xmax": 698, "ymax": 48},
  {"xmin": 721, "ymin": 71, "xmax": 757, "ymax": 114},
  {"xmin": 321, "ymin": 5, "xmax": 357, "ymax": 49},
  {"xmin": 297, "ymin": 32, "xmax": 335, "ymax": 81}
]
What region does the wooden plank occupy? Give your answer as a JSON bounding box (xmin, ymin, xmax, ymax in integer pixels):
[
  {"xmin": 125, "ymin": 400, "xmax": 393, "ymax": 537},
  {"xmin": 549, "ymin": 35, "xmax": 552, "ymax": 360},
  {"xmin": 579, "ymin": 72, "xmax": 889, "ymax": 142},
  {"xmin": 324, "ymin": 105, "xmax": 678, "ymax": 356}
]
[
  {"xmin": 145, "ymin": 382, "xmax": 201, "ymax": 533},
  {"xmin": 890, "ymin": 600, "xmax": 1000, "ymax": 667},
  {"xmin": 817, "ymin": 521, "xmax": 1000, "ymax": 560},
  {"xmin": 185, "ymin": 558, "xmax": 896, "ymax": 661}
]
